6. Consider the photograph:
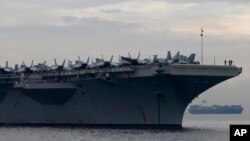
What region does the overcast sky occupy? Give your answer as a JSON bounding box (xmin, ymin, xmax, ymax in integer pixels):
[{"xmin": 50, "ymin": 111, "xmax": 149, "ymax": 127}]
[{"xmin": 0, "ymin": 0, "xmax": 249, "ymax": 112}]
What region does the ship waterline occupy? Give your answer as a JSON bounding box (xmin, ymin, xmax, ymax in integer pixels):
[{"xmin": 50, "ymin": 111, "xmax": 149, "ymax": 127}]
[{"xmin": 0, "ymin": 64, "xmax": 242, "ymax": 128}]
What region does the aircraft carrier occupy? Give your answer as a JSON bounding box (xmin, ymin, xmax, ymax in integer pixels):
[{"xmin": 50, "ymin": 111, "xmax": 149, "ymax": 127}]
[{"xmin": 0, "ymin": 52, "xmax": 242, "ymax": 128}]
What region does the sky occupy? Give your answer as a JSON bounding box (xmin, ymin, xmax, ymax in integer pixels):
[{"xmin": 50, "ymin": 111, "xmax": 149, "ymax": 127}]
[{"xmin": 0, "ymin": 0, "xmax": 249, "ymax": 112}]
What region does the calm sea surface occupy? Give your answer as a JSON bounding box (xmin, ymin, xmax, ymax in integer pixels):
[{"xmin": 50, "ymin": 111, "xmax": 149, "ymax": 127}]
[{"xmin": 0, "ymin": 114, "xmax": 249, "ymax": 141}]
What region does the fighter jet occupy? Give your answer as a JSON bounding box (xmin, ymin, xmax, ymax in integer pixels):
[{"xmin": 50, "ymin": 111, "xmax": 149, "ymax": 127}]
[
  {"xmin": 63, "ymin": 60, "xmax": 74, "ymax": 71},
  {"xmin": 50, "ymin": 59, "xmax": 66, "ymax": 71},
  {"xmin": 173, "ymin": 51, "xmax": 180, "ymax": 63},
  {"xmin": 36, "ymin": 61, "xmax": 50, "ymax": 72},
  {"xmin": 187, "ymin": 54, "xmax": 197, "ymax": 64},
  {"xmin": 172, "ymin": 52, "xmax": 198, "ymax": 64},
  {"xmin": 17, "ymin": 60, "xmax": 40, "ymax": 73},
  {"xmin": 87, "ymin": 54, "xmax": 122, "ymax": 69},
  {"xmin": 93, "ymin": 55, "xmax": 114, "ymax": 68},
  {"xmin": 0, "ymin": 61, "xmax": 14, "ymax": 74},
  {"xmin": 153, "ymin": 51, "xmax": 173, "ymax": 64},
  {"xmin": 120, "ymin": 52, "xmax": 147, "ymax": 65},
  {"xmin": 72, "ymin": 56, "xmax": 90, "ymax": 70}
]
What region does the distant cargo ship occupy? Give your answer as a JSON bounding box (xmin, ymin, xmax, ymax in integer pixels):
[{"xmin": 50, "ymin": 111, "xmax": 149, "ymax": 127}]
[{"xmin": 188, "ymin": 105, "xmax": 243, "ymax": 114}]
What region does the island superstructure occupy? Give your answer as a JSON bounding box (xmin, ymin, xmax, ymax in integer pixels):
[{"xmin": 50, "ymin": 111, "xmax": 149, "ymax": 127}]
[{"xmin": 0, "ymin": 51, "xmax": 242, "ymax": 128}]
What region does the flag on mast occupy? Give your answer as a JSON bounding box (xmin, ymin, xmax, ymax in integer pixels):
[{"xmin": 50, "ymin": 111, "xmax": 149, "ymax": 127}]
[{"xmin": 201, "ymin": 27, "xmax": 204, "ymax": 36}]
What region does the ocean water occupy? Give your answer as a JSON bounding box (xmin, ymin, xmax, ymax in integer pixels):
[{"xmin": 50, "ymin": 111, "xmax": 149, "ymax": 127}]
[{"xmin": 0, "ymin": 114, "xmax": 249, "ymax": 141}]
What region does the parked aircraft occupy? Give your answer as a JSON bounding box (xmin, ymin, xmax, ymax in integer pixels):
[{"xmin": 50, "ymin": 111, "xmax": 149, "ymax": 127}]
[
  {"xmin": 50, "ymin": 59, "xmax": 66, "ymax": 71},
  {"xmin": 72, "ymin": 56, "xmax": 90, "ymax": 70},
  {"xmin": 120, "ymin": 52, "xmax": 148, "ymax": 65},
  {"xmin": 0, "ymin": 61, "xmax": 14, "ymax": 74},
  {"xmin": 17, "ymin": 60, "xmax": 41, "ymax": 73}
]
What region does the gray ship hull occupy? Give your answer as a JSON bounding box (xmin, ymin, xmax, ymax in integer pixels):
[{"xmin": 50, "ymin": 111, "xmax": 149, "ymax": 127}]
[{"xmin": 0, "ymin": 64, "xmax": 242, "ymax": 128}]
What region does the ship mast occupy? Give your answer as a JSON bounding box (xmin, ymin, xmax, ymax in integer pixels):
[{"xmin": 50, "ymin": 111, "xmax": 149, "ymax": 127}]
[{"xmin": 201, "ymin": 27, "xmax": 204, "ymax": 65}]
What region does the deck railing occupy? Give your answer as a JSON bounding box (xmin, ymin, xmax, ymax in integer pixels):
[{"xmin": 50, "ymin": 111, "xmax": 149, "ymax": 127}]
[{"xmin": 0, "ymin": 66, "xmax": 136, "ymax": 79}]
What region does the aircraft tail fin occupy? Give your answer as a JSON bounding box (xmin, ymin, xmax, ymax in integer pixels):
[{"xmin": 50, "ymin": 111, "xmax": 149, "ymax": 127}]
[
  {"xmin": 54, "ymin": 58, "xmax": 57, "ymax": 66},
  {"xmin": 137, "ymin": 52, "xmax": 140, "ymax": 60},
  {"xmin": 68, "ymin": 59, "xmax": 71, "ymax": 66},
  {"xmin": 167, "ymin": 51, "xmax": 172, "ymax": 60},
  {"xmin": 5, "ymin": 61, "xmax": 8, "ymax": 68},
  {"xmin": 173, "ymin": 51, "xmax": 180, "ymax": 60},
  {"xmin": 101, "ymin": 54, "xmax": 104, "ymax": 60},
  {"xmin": 62, "ymin": 59, "xmax": 66, "ymax": 67},
  {"xmin": 128, "ymin": 52, "xmax": 131, "ymax": 59},
  {"xmin": 31, "ymin": 60, "xmax": 34, "ymax": 67},
  {"xmin": 119, "ymin": 55, "xmax": 121, "ymax": 61},
  {"xmin": 86, "ymin": 57, "xmax": 90, "ymax": 64},
  {"xmin": 153, "ymin": 55, "xmax": 158, "ymax": 63},
  {"xmin": 188, "ymin": 53, "xmax": 196, "ymax": 63},
  {"xmin": 110, "ymin": 55, "xmax": 113, "ymax": 63}
]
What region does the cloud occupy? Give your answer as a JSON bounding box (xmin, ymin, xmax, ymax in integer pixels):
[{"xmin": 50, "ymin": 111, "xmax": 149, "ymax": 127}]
[
  {"xmin": 1, "ymin": 0, "xmax": 250, "ymax": 37},
  {"xmin": 1, "ymin": 0, "xmax": 250, "ymax": 61},
  {"xmin": 39, "ymin": 0, "xmax": 250, "ymax": 37},
  {"xmin": 164, "ymin": 0, "xmax": 250, "ymax": 4},
  {"xmin": 0, "ymin": 0, "xmax": 131, "ymax": 9}
]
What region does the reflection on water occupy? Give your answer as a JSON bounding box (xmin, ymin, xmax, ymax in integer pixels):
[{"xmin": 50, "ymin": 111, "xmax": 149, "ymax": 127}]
[{"xmin": 0, "ymin": 114, "xmax": 249, "ymax": 141}]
